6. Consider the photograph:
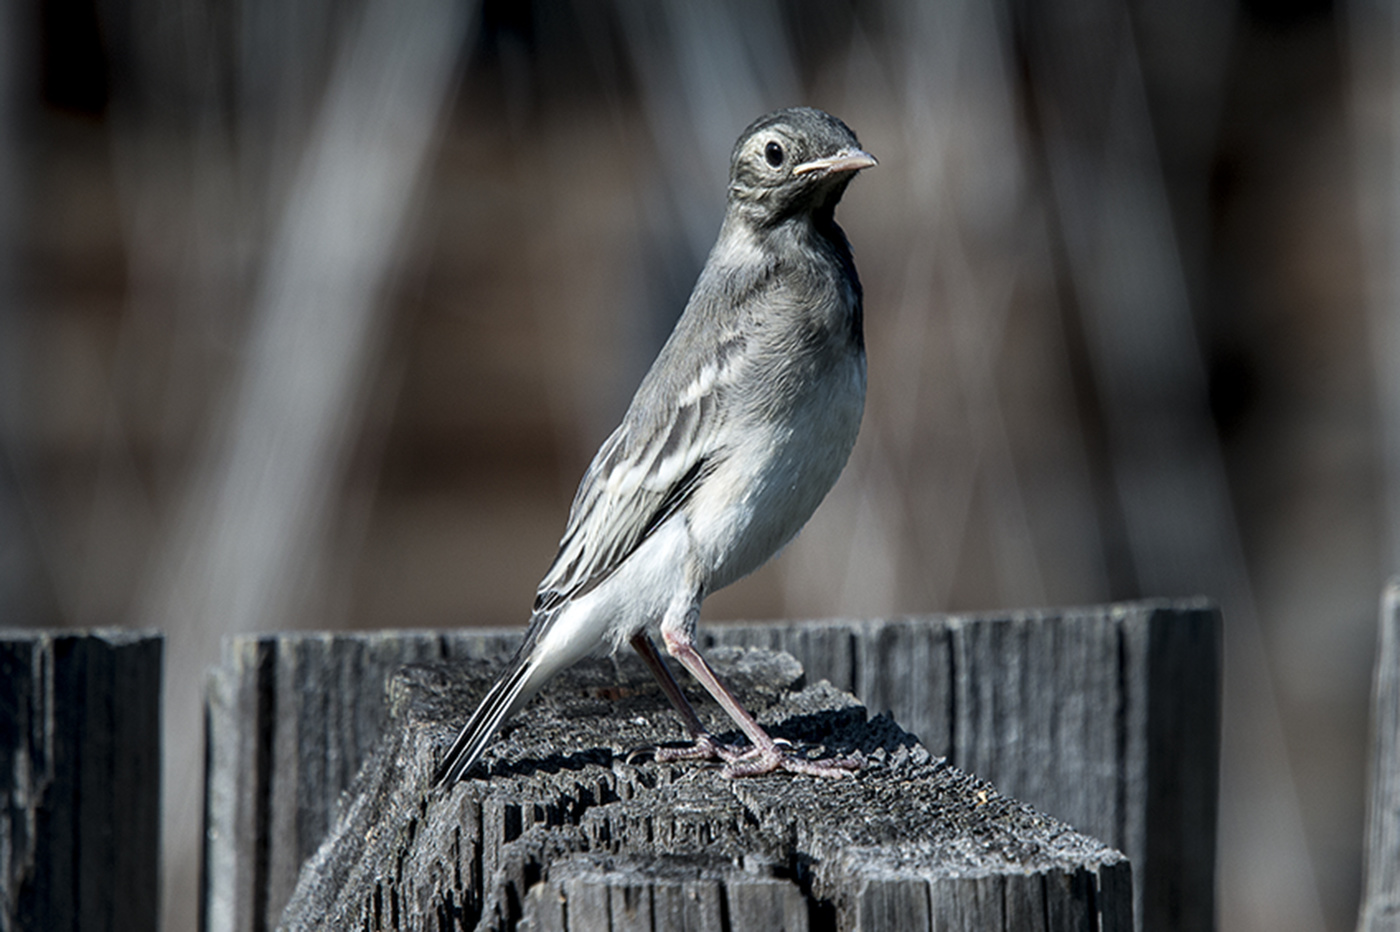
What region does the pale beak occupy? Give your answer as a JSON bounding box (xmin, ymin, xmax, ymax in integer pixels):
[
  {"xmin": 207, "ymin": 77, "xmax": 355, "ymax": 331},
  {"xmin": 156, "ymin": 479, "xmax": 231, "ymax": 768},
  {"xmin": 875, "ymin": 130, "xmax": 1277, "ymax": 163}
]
[{"xmin": 792, "ymin": 147, "xmax": 878, "ymax": 176}]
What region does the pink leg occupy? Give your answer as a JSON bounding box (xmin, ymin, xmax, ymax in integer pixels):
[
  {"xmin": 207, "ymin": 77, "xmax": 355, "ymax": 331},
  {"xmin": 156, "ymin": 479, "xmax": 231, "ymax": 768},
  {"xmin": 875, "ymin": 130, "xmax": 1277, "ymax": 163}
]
[
  {"xmin": 629, "ymin": 632, "xmax": 707, "ymax": 737},
  {"xmin": 660, "ymin": 611, "xmax": 862, "ymax": 779},
  {"xmin": 629, "ymin": 632, "xmax": 752, "ymax": 764}
]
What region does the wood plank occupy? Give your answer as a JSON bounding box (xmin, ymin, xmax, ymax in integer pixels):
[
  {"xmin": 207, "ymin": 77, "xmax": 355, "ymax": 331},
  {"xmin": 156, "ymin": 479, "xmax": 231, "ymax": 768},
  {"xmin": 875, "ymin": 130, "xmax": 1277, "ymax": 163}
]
[
  {"xmin": 203, "ymin": 630, "xmax": 524, "ymax": 932},
  {"xmin": 0, "ymin": 629, "xmax": 162, "ymax": 932},
  {"xmin": 1359, "ymin": 581, "xmax": 1400, "ymax": 932},
  {"xmin": 271, "ymin": 646, "xmax": 1128, "ymax": 930}
]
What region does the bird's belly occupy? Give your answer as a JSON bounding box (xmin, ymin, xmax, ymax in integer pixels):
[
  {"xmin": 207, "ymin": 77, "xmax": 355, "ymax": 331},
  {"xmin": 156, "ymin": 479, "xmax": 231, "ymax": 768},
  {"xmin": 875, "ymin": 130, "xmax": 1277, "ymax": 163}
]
[{"xmin": 690, "ymin": 357, "xmax": 865, "ymax": 592}]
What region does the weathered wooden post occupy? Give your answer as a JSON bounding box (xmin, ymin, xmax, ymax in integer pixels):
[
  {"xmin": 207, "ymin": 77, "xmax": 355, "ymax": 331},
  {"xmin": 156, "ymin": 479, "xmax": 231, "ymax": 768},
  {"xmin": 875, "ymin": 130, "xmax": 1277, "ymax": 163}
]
[
  {"xmin": 0, "ymin": 629, "xmax": 163, "ymax": 932},
  {"xmin": 274, "ymin": 647, "xmax": 1132, "ymax": 931},
  {"xmin": 202, "ymin": 600, "xmax": 1219, "ymax": 931},
  {"xmin": 706, "ymin": 600, "xmax": 1220, "ymax": 932},
  {"xmin": 1358, "ymin": 581, "xmax": 1400, "ymax": 932}
]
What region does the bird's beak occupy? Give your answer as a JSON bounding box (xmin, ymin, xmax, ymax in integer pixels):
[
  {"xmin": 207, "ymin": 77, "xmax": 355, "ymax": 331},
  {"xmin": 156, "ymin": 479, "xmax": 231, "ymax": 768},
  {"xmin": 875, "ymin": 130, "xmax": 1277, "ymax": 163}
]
[{"xmin": 792, "ymin": 147, "xmax": 878, "ymax": 176}]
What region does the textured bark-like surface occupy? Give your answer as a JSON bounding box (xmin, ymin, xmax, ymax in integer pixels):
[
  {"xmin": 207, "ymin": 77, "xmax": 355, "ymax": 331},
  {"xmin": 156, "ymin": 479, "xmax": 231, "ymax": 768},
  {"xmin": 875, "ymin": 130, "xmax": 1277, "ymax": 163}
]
[
  {"xmin": 205, "ymin": 601, "xmax": 1215, "ymax": 931},
  {"xmin": 273, "ymin": 646, "xmax": 1130, "ymax": 931},
  {"xmin": 203, "ymin": 630, "xmax": 522, "ymax": 932},
  {"xmin": 0, "ymin": 629, "xmax": 162, "ymax": 932},
  {"xmin": 706, "ymin": 600, "xmax": 1220, "ymax": 932},
  {"xmin": 1359, "ymin": 581, "xmax": 1400, "ymax": 932}
]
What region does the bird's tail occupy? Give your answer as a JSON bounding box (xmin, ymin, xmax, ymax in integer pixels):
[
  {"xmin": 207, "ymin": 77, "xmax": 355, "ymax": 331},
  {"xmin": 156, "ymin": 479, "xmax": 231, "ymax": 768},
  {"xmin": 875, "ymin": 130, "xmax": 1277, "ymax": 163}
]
[{"xmin": 433, "ymin": 655, "xmax": 541, "ymax": 788}]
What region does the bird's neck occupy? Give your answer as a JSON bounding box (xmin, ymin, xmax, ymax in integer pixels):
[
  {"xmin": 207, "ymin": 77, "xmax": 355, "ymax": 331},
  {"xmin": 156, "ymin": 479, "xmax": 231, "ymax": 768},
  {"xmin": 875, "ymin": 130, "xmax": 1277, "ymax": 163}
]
[
  {"xmin": 714, "ymin": 209, "xmax": 861, "ymax": 337},
  {"xmin": 722, "ymin": 207, "xmax": 850, "ymax": 267}
]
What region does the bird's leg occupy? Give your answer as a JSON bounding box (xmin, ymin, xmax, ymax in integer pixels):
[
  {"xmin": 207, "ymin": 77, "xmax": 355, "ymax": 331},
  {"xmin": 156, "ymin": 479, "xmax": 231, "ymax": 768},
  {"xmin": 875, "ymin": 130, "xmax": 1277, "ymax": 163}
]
[
  {"xmin": 630, "ymin": 631, "xmax": 705, "ymax": 734},
  {"xmin": 628, "ymin": 632, "xmax": 741, "ymax": 763},
  {"xmin": 658, "ymin": 607, "xmax": 862, "ymax": 778}
]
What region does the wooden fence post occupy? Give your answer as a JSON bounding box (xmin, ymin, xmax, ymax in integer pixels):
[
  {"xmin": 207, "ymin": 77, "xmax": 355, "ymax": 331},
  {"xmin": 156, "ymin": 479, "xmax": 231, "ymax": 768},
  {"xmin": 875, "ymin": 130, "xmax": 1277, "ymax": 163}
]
[
  {"xmin": 1358, "ymin": 581, "xmax": 1400, "ymax": 932},
  {"xmin": 274, "ymin": 646, "xmax": 1132, "ymax": 931},
  {"xmin": 707, "ymin": 600, "xmax": 1221, "ymax": 932},
  {"xmin": 203, "ymin": 601, "xmax": 1218, "ymax": 931},
  {"xmin": 0, "ymin": 629, "xmax": 163, "ymax": 932}
]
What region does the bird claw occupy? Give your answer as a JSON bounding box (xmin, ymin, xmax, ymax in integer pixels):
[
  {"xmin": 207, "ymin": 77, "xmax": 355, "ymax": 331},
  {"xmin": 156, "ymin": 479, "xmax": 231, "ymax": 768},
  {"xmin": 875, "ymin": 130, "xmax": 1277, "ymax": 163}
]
[
  {"xmin": 623, "ymin": 737, "xmax": 723, "ymax": 766},
  {"xmin": 722, "ymin": 747, "xmax": 864, "ymax": 779},
  {"xmin": 623, "ymin": 746, "xmax": 656, "ymax": 765},
  {"xmin": 651, "ymin": 734, "xmax": 734, "ymax": 763},
  {"xmin": 652, "ymin": 734, "xmax": 863, "ymax": 778}
]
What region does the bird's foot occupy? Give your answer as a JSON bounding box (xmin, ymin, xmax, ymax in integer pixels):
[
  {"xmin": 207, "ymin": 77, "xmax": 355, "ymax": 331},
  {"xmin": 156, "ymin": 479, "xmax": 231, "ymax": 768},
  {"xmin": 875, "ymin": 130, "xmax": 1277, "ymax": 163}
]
[
  {"xmin": 652, "ymin": 734, "xmax": 863, "ymax": 778},
  {"xmin": 650, "ymin": 733, "xmax": 737, "ymax": 764},
  {"xmin": 720, "ymin": 743, "xmax": 864, "ymax": 779}
]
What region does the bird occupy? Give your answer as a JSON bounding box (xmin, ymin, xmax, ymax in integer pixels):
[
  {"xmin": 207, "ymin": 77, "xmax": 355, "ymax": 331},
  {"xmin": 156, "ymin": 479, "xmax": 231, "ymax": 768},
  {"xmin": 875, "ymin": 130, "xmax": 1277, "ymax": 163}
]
[{"xmin": 435, "ymin": 106, "xmax": 875, "ymax": 787}]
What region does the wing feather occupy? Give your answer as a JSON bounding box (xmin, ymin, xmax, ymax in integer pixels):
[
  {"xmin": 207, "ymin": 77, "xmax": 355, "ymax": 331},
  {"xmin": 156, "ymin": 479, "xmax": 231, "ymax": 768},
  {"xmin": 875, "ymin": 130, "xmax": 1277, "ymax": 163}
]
[
  {"xmin": 530, "ymin": 243, "xmax": 776, "ymax": 620},
  {"xmin": 533, "ymin": 383, "xmax": 723, "ymax": 614}
]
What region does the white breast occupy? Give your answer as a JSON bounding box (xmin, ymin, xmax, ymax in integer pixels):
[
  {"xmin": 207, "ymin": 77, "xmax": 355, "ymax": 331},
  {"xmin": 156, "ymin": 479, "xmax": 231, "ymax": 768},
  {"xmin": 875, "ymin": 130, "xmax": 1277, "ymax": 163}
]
[{"xmin": 688, "ymin": 348, "xmax": 865, "ymax": 593}]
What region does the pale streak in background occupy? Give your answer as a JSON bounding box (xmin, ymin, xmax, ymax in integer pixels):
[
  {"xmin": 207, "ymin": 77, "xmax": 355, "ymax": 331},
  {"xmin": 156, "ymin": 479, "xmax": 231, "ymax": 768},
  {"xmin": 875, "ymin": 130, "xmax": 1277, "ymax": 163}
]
[
  {"xmin": 1022, "ymin": 8, "xmax": 1325, "ymax": 931},
  {"xmin": 116, "ymin": 1, "xmax": 475, "ymax": 928},
  {"xmin": 0, "ymin": 0, "xmax": 25, "ymax": 624},
  {"xmin": 871, "ymin": 0, "xmax": 1066, "ymax": 610},
  {"xmin": 616, "ymin": 0, "xmax": 798, "ymax": 264},
  {"xmin": 1354, "ymin": 2, "xmax": 1400, "ymax": 571}
]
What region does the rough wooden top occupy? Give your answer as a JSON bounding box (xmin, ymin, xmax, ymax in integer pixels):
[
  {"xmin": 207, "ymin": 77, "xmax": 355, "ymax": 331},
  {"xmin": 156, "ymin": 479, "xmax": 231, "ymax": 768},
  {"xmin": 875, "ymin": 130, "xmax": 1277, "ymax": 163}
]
[{"xmin": 277, "ymin": 646, "xmax": 1129, "ymax": 931}]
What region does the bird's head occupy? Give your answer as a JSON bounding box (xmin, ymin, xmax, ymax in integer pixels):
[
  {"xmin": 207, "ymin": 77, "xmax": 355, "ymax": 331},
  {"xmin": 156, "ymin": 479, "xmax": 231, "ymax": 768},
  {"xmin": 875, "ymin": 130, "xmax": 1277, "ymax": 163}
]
[{"xmin": 727, "ymin": 107, "xmax": 876, "ymax": 226}]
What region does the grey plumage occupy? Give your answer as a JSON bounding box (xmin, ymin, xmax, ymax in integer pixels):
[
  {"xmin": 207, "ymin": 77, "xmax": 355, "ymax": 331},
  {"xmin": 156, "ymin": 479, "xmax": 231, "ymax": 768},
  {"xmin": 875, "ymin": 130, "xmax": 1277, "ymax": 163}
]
[{"xmin": 435, "ymin": 107, "xmax": 874, "ymax": 787}]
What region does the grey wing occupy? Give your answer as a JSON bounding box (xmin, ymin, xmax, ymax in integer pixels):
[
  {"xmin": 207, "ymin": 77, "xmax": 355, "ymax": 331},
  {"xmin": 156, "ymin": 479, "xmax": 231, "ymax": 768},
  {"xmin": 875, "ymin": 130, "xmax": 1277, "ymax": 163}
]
[
  {"xmin": 531, "ymin": 381, "xmax": 723, "ymax": 616},
  {"xmin": 528, "ymin": 248, "xmax": 769, "ymax": 624}
]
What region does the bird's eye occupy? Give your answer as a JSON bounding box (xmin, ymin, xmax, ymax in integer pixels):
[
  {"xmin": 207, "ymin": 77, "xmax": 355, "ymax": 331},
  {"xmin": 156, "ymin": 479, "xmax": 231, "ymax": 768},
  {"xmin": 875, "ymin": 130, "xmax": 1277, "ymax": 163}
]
[{"xmin": 764, "ymin": 141, "xmax": 784, "ymax": 167}]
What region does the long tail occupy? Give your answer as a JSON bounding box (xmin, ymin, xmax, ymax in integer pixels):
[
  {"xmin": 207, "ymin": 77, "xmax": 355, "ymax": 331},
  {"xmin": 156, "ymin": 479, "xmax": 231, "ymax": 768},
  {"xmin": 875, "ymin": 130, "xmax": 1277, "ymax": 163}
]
[{"xmin": 433, "ymin": 655, "xmax": 540, "ymax": 788}]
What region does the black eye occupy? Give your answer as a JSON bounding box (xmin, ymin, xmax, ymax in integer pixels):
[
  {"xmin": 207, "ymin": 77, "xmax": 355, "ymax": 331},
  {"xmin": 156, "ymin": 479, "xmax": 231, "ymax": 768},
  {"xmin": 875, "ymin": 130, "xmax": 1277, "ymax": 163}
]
[{"xmin": 764, "ymin": 141, "xmax": 784, "ymax": 167}]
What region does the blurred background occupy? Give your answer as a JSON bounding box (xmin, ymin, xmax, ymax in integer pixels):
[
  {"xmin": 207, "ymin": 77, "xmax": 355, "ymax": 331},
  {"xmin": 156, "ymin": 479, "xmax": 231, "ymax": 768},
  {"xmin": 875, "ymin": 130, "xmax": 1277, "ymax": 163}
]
[{"xmin": 0, "ymin": 0, "xmax": 1392, "ymax": 929}]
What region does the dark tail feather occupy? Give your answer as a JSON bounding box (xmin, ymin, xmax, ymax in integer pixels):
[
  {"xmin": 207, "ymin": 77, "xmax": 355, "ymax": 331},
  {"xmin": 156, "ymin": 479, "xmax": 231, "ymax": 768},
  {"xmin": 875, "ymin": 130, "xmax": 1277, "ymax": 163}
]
[{"xmin": 433, "ymin": 657, "xmax": 537, "ymax": 787}]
